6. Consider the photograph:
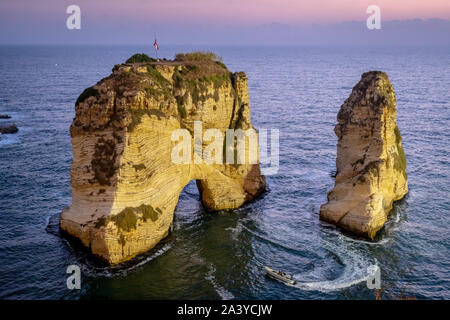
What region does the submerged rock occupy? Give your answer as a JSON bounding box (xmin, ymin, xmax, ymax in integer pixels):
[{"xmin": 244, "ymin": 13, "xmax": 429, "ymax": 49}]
[
  {"xmin": 60, "ymin": 52, "xmax": 266, "ymax": 265},
  {"xmin": 320, "ymin": 71, "xmax": 408, "ymax": 239},
  {"xmin": 0, "ymin": 124, "xmax": 18, "ymax": 134}
]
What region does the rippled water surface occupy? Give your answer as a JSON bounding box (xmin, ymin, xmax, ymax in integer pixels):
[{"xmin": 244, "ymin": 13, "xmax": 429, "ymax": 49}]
[{"xmin": 0, "ymin": 45, "xmax": 449, "ymax": 299}]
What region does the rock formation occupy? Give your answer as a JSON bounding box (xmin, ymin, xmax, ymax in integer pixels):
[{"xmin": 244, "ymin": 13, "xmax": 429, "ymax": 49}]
[
  {"xmin": 320, "ymin": 71, "xmax": 408, "ymax": 239},
  {"xmin": 0, "ymin": 124, "xmax": 18, "ymax": 134},
  {"xmin": 60, "ymin": 53, "xmax": 266, "ymax": 265}
]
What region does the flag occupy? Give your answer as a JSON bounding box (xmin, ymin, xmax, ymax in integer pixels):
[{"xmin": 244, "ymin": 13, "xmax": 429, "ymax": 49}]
[{"xmin": 153, "ymin": 39, "xmax": 159, "ymax": 50}]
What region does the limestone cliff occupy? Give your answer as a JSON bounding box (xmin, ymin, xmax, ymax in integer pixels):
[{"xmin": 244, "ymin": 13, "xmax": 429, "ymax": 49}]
[
  {"xmin": 60, "ymin": 53, "xmax": 266, "ymax": 265},
  {"xmin": 320, "ymin": 71, "xmax": 408, "ymax": 239}
]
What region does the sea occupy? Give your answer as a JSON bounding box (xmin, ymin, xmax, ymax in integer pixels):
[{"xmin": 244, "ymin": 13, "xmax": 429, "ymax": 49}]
[{"xmin": 0, "ymin": 45, "xmax": 449, "ymax": 299}]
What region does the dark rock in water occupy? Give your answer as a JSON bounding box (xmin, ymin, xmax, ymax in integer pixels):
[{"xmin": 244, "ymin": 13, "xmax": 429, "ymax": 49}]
[
  {"xmin": 0, "ymin": 124, "xmax": 18, "ymax": 134},
  {"xmin": 0, "ymin": 114, "xmax": 11, "ymax": 119}
]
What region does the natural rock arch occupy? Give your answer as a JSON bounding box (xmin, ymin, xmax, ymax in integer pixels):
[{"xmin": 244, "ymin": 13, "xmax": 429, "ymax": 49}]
[{"xmin": 60, "ymin": 54, "xmax": 266, "ymax": 264}]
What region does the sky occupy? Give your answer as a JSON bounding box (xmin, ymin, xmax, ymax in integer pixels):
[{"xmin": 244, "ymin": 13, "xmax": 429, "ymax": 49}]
[{"xmin": 0, "ymin": 0, "xmax": 449, "ymax": 45}]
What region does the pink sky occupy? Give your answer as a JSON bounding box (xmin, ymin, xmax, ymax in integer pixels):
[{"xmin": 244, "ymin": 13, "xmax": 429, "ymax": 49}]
[
  {"xmin": 1, "ymin": 0, "xmax": 450, "ymax": 25},
  {"xmin": 124, "ymin": 0, "xmax": 450, "ymax": 24},
  {"xmin": 1, "ymin": 0, "xmax": 449, "ymax": 44}
]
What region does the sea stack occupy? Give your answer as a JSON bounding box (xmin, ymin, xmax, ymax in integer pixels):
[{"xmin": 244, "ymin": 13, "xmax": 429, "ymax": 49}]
[
  {"xmin": 320, "ymin": 71, "xmax": 408, "ymax": 239},
  {"xmin": 60, "ymin": 53, "xmax": 266, "ymax": 264}
]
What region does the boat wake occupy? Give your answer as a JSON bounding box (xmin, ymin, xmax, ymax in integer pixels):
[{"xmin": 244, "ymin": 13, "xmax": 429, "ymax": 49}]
[
  {"xmin": 291, "ymin": 235, "xmax": 379, "ymax": 292},
  {"xmin": 205, "ymin": 264, "xmax": 235, "ymax": 300}
]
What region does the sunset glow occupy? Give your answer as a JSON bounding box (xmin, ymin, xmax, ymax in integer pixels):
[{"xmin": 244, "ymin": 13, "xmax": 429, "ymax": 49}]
[
  {"xmin": 0, "ymin": 0, "xmax": 449, "ymax": 44},
  {"xmin": 1, "ymin": 0, "xmax": 450, "ymax": 25}
]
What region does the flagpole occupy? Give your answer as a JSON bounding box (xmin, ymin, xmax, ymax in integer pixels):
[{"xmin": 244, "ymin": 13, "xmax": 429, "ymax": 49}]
[{"xmin": 154, "ymin": 33, "xmax": 158, "ymax": 60}]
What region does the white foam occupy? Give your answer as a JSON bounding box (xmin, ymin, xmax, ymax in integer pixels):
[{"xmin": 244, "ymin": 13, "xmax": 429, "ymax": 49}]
[
  {"xmin": 127, "ymin": 243, "xmax": 172, "ymax": 272},
  {"xmin": 82, "ymin": 242, "xmax": 173, "ymax": 278},
  {"xmin": 225, "ymin": 223, "xmax": 244, "ymax": 241},
  {"xmin": 0, "ymin": 132, "xmax": 20, "ymax": 146},
  {"xmin": 290, "ymin": 236, "xmax": 378, "ymax": 292},
  {"xmin": 325, "ymin": 228, "xmax": 391, "ymax": 246},
  {"xmin": 205, "ymin": 264, "xmax": 235, "ymax": 300}
]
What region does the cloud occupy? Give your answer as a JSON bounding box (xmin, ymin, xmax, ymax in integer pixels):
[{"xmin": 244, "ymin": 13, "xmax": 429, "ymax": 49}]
[{"xmin": 0, "ymin": 0, "xmax": 449, "ymax": 45}]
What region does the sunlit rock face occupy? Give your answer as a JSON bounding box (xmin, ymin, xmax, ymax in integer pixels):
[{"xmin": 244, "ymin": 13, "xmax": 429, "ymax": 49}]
[
  {"xmin": 320, "ymin": 71, "xmax": 408, "ymax": 239},
  {"xmin": 60, "ymin": 54, "xmax": 266, "ymax": 265}
]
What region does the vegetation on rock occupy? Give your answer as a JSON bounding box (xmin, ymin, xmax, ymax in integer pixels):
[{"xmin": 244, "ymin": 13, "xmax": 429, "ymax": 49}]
[
  {"xmin": 175, "ymin": 51, "xmax": 222, "ymax": 63},
  {"xmin": 320, "ymin": 71, "xmax": 408, "ymax": 239},
  {"xmin": 76, "ymin": 87, "xmax": 98, "ymax": 105},
  {"xmin": 61, "ymin": 52, "xmax": 266, "ymax": 265},
  {"xmin": 127, "ymin": 109, "xmax": 167, "ymax": 132},
  {"xmin": 126, "ymin": 53, "xmax": 156, "ymax": 63},
  {"xmin": 94, "ymin": 204, "xmax": 161, "ymax": 231}
]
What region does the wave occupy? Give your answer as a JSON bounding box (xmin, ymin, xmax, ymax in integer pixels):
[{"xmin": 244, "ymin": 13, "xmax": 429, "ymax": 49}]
[
  {"xmin": 78, "ymin": 242, "xmax": 173, "ymax": 278},
  {"xmin": 45, "ymin": 211, "xmax": 173, "ymax": 278},
  {"xmin": 234, "ymin": 219, "xmax": 307, "ymax": 255},
  {"xmin": 205, "ymin": 264, "xmax": 235, "ymax": 300},
  {"xmin": 225, "ymin": 223, "xmax": 245, "ymax": 241},
  {"xmin": 231, "ymin": 214, "xmax": 380, "ymax": 293},
  {"xmin": 0, "ymin": 132, "xmax": 21, "ymax": 146},
  {"xmin": 291, "ymin": 235, "xmax": 379, "ymax": 292},
  {"xmin": 331, "ymin": 229, "xmax": 391, "ymax": 246}
]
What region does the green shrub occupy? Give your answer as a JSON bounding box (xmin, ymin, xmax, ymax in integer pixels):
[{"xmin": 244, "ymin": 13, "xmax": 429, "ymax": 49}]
[
  {"xmin": 126, "ymin": 53, "xmax": 156, "ymax": 63},
  {"xmin": 133, "ymin": 164, "xmax": 146, "ymax": 171},
  {"xmin": 94, "ymin": 204, "xmax": 161, "ymax": 232},
  {"xmin": 110, "ymin": 207, "xmax": 138, "ymax": 232},
  {"xmin": 76, "ymin": 87, "xmax": 98, "ymax": 105},
  {"xmin": 215, "ymin": 61, "xmax": 227, "ymax": 69},
  {"xmin": 394, "ymin": 125, "xmax": 402, "ymax": 143},
  {"xmin": 146, "ymin": 65, "xmax": 169, "ymax": 84},
  {"xmin": 175, "ymin": 51, "xmax": 222, "ymax": 63},
  {"xmin": 141, "ymin": 205, "xmax": 161, "ymax": 222},
  {"xmin": 127, "ymin": 109, "xmax": 167, "ymax": 132}
]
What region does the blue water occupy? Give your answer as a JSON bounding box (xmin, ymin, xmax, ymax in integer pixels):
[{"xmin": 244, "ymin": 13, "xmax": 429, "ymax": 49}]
[{"xmin": 0, "ymin": 45, "xmax": 449, "ymax": 299}]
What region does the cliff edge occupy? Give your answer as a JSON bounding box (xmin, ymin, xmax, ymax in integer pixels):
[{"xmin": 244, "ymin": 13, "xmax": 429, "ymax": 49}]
[
  {"xmin": 320, "ymin": 71, "xmax": 408, "ymax": 239},
  {"xmin": 60, "ymin": 53, "xmax": 266, "ymax": 264}
]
